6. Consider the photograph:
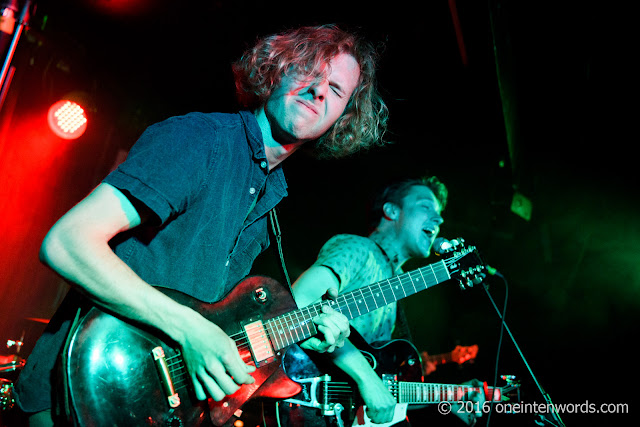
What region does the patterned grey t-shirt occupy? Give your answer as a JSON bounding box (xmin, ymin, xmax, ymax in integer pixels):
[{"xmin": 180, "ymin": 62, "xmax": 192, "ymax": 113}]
[{"xmin": 313, "ymin": 234, "xmax": 401, "ymax": 344}]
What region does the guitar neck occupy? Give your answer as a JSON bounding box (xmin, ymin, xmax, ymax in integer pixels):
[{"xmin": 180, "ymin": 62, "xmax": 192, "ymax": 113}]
[
  {"xmin": 321, "ymin": 379, "xmax": 503, "ymax": 406},
  {"xmin": 262, "ymin": 260, "xmax": 452, "ymax": 351},
  {"xmin": 393, "ymin": 382, "xmax": 502, "ymax": 404}
]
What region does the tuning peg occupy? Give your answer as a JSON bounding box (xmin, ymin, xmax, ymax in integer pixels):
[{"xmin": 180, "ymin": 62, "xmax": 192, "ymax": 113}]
[
  {"xmin": 458, "ymin": 280, "xmax": 466, "ymax": 290},
  {"xmin": 500, "ymin": 375, "xmax": 520, "ymax": 386},
  {"xmin": 6, "ymin": 339, "xmax": 23, "ymax": 351}
]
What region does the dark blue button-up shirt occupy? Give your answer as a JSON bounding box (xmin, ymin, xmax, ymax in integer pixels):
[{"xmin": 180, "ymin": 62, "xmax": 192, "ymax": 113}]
[
  {"xmin": 14, "ymin": 110, "xmax": 288, "ymax": 413},
  {"xmin": 104, "ymin": 110, "xmax": 288, "ymax": 302}
]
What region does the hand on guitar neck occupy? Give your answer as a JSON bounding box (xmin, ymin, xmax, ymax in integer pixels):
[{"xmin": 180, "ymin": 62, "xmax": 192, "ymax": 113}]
[{"xmin": 420, "ymin": 344, "xmax": 479, "ymax": 376}]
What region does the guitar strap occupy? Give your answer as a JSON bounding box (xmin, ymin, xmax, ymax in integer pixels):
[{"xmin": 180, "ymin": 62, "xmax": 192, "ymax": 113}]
[
  {"xmin": 394, "ymin": 300, "xmax": 414, "ymax": 342},
  {"xmin": 372, "ymin": 241, "xmax": 414, "ymax": 343},
  {"xmin": 268, "ymin": 207, "xmax": 293, "ymax": 293},
  {"xmin": 55, "ymin": 295, "xmax": 87, "ymax": 426}
]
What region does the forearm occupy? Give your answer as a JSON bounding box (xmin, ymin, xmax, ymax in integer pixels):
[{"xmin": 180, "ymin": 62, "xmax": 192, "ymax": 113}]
[
  {"xmin": 331, "ymin": 338, "xmax": 397, "ymax": 423},
  {"xmin": 41, "ymin": 223, "xmax": 199, "ymax": 343},
  {"xmin": 292, "ymin": 265, "xmax": 340, "ymax": 306},
  {"xmin": 39, "ymin": 183, "xmax": 200, "ymax": 344},
  {"xmin": 329, "ymin": 339, "xmax": 380, "ymax": 386}
]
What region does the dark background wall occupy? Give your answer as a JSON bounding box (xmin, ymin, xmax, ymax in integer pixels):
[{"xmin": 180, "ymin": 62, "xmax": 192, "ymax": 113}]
[{"xmin": 0, "ymin": 0, "xmax": 635, "ymax": 425}]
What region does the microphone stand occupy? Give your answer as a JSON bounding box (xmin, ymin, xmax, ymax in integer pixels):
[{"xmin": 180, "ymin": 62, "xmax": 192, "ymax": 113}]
[
  {"xmin": 0, "ymin": 0, "xmax": 32, "ymax": 110},
  {"xmin": 482, "ymin": 277, "xmax": 566, "ymax": 427}
]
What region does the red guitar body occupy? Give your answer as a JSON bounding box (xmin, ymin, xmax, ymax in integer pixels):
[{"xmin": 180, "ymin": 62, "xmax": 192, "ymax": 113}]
[
  {"xmin": 66, "ymin": 276, "xmax": 301, "ymax": 426},
  {"xmin": 65, "ymin": 240, "xmax": 484, "ymax": 426}
]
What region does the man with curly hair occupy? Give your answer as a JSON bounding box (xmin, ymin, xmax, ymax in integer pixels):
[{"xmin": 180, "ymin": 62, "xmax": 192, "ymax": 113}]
[{"xmin": 13, "ymin": 24, "xmax": 388, "ymax": 426}]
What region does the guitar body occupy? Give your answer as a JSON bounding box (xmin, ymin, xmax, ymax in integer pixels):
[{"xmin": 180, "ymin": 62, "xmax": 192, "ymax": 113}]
[
  {"xmin": 284, "ymin": 332, "xmax": 423, "ymax": 384},
  {"xmin": 355, "ymin": 336, "xmax": 424, "ymax": 384},
  {"xmin": 66, "ymin": 276, "xmax": 302, "ymax": 426},
  {"xmin": 65, "ymin": 240, "xmax": 485, "ymax": 426},
  {"xmin": 281, "ymin": 331, "xmax": 423, "ymax": 425}
]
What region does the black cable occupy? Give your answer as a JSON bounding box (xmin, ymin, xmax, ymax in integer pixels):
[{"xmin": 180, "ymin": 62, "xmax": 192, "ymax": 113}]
[
  {"xmin": 483, "ymin": 271, "xmax": 508, "ymax": 427},
  {"xmin": 481, "ymin": 271, "xmax": 566, "ymax": 427}
]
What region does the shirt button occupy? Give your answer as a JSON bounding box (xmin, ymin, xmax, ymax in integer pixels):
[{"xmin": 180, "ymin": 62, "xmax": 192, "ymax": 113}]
[
  {"xmin": 260, "ymin": 161, "xmax": 267, "ymax": 169},
  {"xmin": 225, "ymin": 260, "xmax": 230, "ymax": 266},
  {"xmin": 249, "ymin": 187, "xmax": 256, "ymax": 195}
]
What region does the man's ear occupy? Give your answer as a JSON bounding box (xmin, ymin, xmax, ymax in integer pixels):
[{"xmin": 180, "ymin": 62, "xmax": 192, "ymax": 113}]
[{"xmin": 382, "ymin": 202, "xmax": 399, "ymax": 221}]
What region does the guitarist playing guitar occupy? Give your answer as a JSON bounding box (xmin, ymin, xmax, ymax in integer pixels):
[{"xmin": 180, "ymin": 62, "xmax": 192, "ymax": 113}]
[
  {"xmin": 13, "ymin": 24, "xmax": 388, "ymax": 427},
  {"xmin": 287, "ymin": 176, "xmax": 485, "ymax": 426}
]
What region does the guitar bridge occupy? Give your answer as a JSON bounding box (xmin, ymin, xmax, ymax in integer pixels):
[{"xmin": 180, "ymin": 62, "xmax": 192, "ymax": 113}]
[
  {"xmin": 284, "ymin": 374, "xmax": 331, "ymax": 411},
  {"xmin": 152, "ymin": 346, "xmax": 180, "ymax": 408}
]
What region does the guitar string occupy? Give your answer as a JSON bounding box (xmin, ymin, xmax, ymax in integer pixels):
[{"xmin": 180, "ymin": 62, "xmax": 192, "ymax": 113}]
[
  {"xmin": 205, "ymin": 256, "xmax": 460, "ymax": 354},
  {"xmin": 166, "ymin": 361, "xmax": 487, "ymax": 396},
  {"xmin": 232, "ymin": 258, "xmax": 453, "ymax": 348},
  {"xmin": 158, "ymin": 257, "xmax": 466, "ymax": 389},
  {"xmin": 165, "ymin": 270, "xmax": 449, "ymax": 384},
  {"xmin": 162, "ymin": 259, "xmax": 453, "ymax": 387},
  {"xmin": 228, "ymin": 261, "xmax": 452, "ymax": 349}
]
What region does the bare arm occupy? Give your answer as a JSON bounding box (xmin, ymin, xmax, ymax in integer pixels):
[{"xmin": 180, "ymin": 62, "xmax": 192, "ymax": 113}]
[
  {"xmin": 291, "ymin": 266, "xmax": 350, "ymax": 353},
  {"xmin": 40, "ymin": 183, "xmax": 254, "ymax": 401},
  {"xmin": 292, "ymin": 266, "xmax": 396, "ymax": 423}
]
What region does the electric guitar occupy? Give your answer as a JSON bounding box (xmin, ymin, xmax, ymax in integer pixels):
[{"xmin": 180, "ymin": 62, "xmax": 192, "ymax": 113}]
[
  {"xmin": 422, "ymin": 344, "xmax": 479, "ymax": 375},
  {"xmin": 65, "ymin": 239, "xmax": 484, "ymax": 426},
  {"xmin": 282, "ymin": 336, "xmax": 518, "ymax": 427}
]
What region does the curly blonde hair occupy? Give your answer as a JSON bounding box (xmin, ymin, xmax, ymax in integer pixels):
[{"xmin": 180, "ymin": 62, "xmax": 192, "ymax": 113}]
[{"xmin": 232, "ymin": 24, "xmax": 389, "ymax": 158}]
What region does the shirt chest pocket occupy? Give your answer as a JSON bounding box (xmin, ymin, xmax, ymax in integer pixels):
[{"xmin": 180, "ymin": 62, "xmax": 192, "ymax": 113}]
[{"xmin": 225, "ymin": 218, "xmax": 270, "ymax": 286}]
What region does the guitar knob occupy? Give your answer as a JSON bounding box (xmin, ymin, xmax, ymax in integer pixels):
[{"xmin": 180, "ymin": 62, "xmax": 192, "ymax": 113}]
[{"xmin": 254, "ymin": 287, "xmax": 269, "ymax": 304}]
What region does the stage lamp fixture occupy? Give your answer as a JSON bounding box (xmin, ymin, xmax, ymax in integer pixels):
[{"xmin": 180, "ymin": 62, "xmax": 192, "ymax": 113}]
[{"xmin": 47, "ymin": 99, "xmax": 88, "ymax": 139}]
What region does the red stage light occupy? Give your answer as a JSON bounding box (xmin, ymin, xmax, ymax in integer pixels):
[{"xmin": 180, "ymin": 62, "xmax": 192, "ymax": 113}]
[{"xmin": 47, "ymin": 100, "xmax": 88, "ymax": 139}]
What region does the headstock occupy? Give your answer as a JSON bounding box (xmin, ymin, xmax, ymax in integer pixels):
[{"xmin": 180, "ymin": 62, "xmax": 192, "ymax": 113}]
[
  {"xmin": 495, "ymin": 375, "xmax": 521, "ymax": 402},
  {"xmin": 451, "ymin": 344, "xmax": 479, "ymax": 365},
  {"xmin": 436, "ymin": 238, "xmax": 486, "ymax": 290}
]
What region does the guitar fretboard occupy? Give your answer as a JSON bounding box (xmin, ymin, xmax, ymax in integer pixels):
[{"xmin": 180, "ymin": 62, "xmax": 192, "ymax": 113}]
[
  {"xmin": 395, "ymin": 382, "xmax": 501, "ymax": 404},
  {"xmin": 263, "ymin": 259, "xmax": 453, "ymax": 351}
]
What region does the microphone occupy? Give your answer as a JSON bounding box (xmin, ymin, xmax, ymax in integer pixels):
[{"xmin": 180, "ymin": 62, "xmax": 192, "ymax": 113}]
[
  {"xmin": 433, "ymin": 237, "xmax": 462, "ymax": 255},
  {"xmin": 433, "ymin": 237, "xmax": 500, "ymax": 276},
  {"xmin": 432, "ymin": 237, "xmax": 450, "ymax": 255}
]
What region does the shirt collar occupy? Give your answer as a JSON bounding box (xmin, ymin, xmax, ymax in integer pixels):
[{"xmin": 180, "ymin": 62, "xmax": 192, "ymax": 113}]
[
  {"xmin": 239, "ymin": 110, "xmax": 267, "ymax": 161},
  {"xmin": 369, "ymin": 231, "xmax": 403, "ymax": 273},
  {"xmin": 239, "ymin": 110, "xmax": 288, "ymax": 197}
]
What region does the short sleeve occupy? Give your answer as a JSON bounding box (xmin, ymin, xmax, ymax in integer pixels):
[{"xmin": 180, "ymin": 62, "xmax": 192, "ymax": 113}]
[
  {"xmin": 314, "ymin": 234, "xmax": 374, "ymax": 293},
  {"xmin": 103, "ymin": 113, "xmax": 219, "ymax": 225}
]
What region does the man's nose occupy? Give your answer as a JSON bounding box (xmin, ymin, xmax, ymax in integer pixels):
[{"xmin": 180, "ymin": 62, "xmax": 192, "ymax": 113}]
[{"xmin": 309, "ymin": 80, "xmax": 328, "ymax": 101}]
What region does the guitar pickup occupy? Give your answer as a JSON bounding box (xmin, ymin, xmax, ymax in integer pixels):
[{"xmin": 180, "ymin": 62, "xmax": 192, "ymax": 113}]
[{"xmin": 243, "ymin": 319, "xmax": 275, "ymax": 367}]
